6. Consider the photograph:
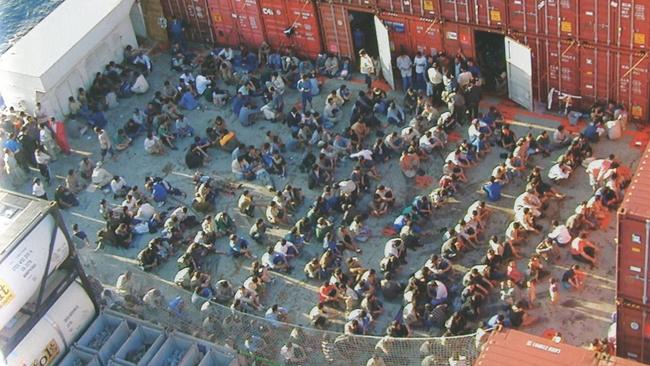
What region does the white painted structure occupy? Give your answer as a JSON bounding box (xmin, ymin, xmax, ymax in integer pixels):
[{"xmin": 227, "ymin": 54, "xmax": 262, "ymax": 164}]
[{"xmin": 0, "ymin": 0, "xmax": 137, "ymax": 119}]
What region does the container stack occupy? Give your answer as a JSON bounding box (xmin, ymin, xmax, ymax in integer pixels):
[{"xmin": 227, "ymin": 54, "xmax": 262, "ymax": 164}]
[
  {"xmin": 616, "ymin": 143, "xmax": 650, "ymax": 363},
  {"xmin": 156, "ymin": 0, "xmax": 650, "ymax": 121}
]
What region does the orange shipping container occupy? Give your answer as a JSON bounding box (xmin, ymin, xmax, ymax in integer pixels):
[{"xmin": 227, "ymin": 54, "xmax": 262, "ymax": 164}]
[
  {"xmin": 441, "ymin": 22, "xmax": 475, "ymax": 58},
  {"xmin": 258, "ymin": 0, "xmax": 323, "ymax": 58}
]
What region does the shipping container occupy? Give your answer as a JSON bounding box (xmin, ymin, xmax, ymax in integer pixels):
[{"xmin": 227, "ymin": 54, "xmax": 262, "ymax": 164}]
[
  {"xmin": 617, "ymin": 0, "xmax": 650, "ymax": 50},
  {"xmin": 258, "ymin": 0, "xmax": 323, "ymax": 58},
  {"xmin": 318, "ymin": 2, "xmax": 355, "ymax": 59},
  {"xmin": 507, "ymin": 0, "xmax": 544, "ymax": 34},
  {"xmin": 230, "ymin": 0, "xmax": 267, "ymax": 48},
  {"xmin": 472, "ymin": 0, "xmax": 507, "ymax": 28},
  {"xmin": 507, "ymin": 0, "xmax": 577, "ymax": 37},
  {"xmin": 579, "ymin": 0, "xmax": 616, "ymax": 46},
  {"xmin": 207, "ymin": 0, "xmax": 242, "ymax": 47},
  {"xmin": 612, "ymin": 50, "xmax": 650, "ymax": 121},
  {"xmin": 376, "ymin": 0, "xmax": 439, "ymax": 17},
  {"xmin": 162, "ymin": 0, "xmax": 214, "ymax": 44},
  {"xmin": 140, "ymin": 0, "xmax": 169, "ymax": 42},
  {"xmin": 617, "ymin": 142, "xmax": 650, "ymax": 305},
  {"xmin": 617, "ymin": 300, "xmax": 650, "ymax": 363},
  {"xmin": 478, "ymin": 328, "xmax": 643, "ymax": 365},
  {"xmin": 440, "ymin": 0, "xmax": 473, "ymax": 24},
  {"xmin": 442, "ymin": 22, "xmax": 476, "ymax": 58},
  {"xmin": 579, "ymin": 45, "xmax": 614, "ymax": 106}
]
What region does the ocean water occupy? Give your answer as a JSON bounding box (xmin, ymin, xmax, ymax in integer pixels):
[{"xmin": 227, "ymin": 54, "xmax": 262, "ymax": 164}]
[{"xmin": 0, "ymin": 0, "xmax": 64, "ymax": 55}]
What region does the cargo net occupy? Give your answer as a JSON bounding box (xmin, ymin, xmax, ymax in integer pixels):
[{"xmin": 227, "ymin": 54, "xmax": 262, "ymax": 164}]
[{"xmin": 109, "ymin": 275, "xmax": 479, "ymax": 366}]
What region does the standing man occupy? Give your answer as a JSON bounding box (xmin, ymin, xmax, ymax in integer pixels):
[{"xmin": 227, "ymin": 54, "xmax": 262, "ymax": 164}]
[
  {"xmin": 396, "ymin": 48, "xmax": 413, "ymax": 91},
  {"xmin": 359, "ymin": 49, "xmax": 375, "ymax": 91},
  {"xmin": 427, "ymin": 62, "xmax": 444, "ymax": 104},
  {"xmin": 95, "ymin": 127, "xmax": 114, "ymax": 161},
  {"xmin": 297, "ymin": 74, "xmax": 313, "ymax": 113},
  {"xmin": 413, "ymin": 51, "xmax": 428, "ymax": 92}
]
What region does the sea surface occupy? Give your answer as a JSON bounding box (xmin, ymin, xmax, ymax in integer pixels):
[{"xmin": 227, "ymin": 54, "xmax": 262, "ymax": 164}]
[{"xmin": 0, "ymin": 0, "xmax": 64, "ymax": 55}]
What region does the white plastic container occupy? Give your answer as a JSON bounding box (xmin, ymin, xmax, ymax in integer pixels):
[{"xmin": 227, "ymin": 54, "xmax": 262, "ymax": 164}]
[
  {"xmin": 112, "ymin": 324, "xmax": 166, "ymax": 366},
  {"xmin": 0, "ymin": 214, "xmax": 69, "ymax": 329},
  {"xmin": 2, "ymin": 281, "xmax": 95, "ymax": 366}
]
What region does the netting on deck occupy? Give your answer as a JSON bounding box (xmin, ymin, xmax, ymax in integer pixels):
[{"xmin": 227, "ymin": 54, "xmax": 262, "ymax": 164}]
[{"xmin": 112, "ymin": 276, "xmax": 479, "ymax": 366}]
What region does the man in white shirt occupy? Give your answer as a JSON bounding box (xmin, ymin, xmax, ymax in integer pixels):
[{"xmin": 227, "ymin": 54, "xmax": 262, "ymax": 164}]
[
  {"xmin": 413, "ymin": 52, "xmax": 427, "ymax": 91},
  {"xmin": 280, "ymin": 342, "xmax": 306, "ymax": 364},
  {"xmin": 135, "ymin": 200, "xmax": 156, "ymax": 221},
  {"xmin": 95, "ymin": 127, "xmax": 114, "ymax": 161},
  {"xmin": 195, "ymin": 74, "xmax": 211, "ymax": 95},
  {"xmin": 396, "ymin": 49, "xmax": 413, "ymax": 91},
  {"xmin": 427, "ymin": 62, "xmax": 443, "ymax": 100},
  {"xmin": 548, "ymin": 220, "xmax": 572, "ymax": 246}
]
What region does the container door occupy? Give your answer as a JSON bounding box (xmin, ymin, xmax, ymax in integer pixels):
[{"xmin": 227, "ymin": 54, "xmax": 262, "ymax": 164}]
[
  {"xmin": 162, "ymin": 0, "xmax": 213, "ymax": 43},
  {"xmin": 617, "ymin": 217, "xmax": 650, "ymax": 303},
  {"xmin": 617, "ymin": 1, "xmax": 649, "ymax": 49},
  {"xmin": 375, "ymin": 16, "xmax": 395, "ymax": 90},
  {"xmin": 231, "ymin": 0, "xmax": 265, "ymax": 49},
  {"xmin": 504, "ymin": 37, "xmax": 533, "ymax": 110},
  {"xmin": 318, "ymin": 3, "xmax": 353, "ymax": 59},
  {"xmin": 614, "ymin": 51, "xmax": 650, "ymax": 122},
  {"xmin": 579, "ymin": 47, "xmax": 613, "ymax": 106},
  {"xmin": 411, "ymin": 19, "xmax": 444, "ymax": 56},
  {"xmin": 207, "ymin": 0, "xmax": 239, "ymax": 47}
]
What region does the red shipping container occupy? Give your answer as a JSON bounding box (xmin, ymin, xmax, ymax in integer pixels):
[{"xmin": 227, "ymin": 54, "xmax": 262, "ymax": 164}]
[
  {"xmin": 579, "ymin": 0, "xmax": 617, "ymax": 45},
  {"xmin": 579, "ymin": 45, "xmax": 614, "ymax": 106},
  {"xmin": 617, "ymin": 301, "xmax": 650, "ymax": 363},
  {"xmin": 162, "ymin": 0, "xmax": 214, "ymax": 44},
  {"xmin": 377, "ymin": 14, "xmax": 444, "ymax": 56},
  {"xmin": 376, "ymin": 0, "xmax": 438, "ymax": 17},
  {"xmin": 441, "ymin": 22, "xmax": 475, "ymax": 58},
  {"xmin": 440, "ymin": 0, "xmax": 473, "ymax": 24},
  {"xmin": 318, "ymin": 2, "xmax": 355, "ymax": 59},
  {"xmin": 410, "ymin": 17, "xmax": 444, "ymax": 55},
  {"xmin": 617, "ymin": 143, "xmax": 650, "ymax": 305},
  {"xmin": 230, "ymin": 0, "xmax": 266, "ymax": 48},
  {"xmin": 473, "ymin": 0, "xmax": 507, "ymax": 28},
  {"xmin": 544, "ymin": 38, "xmax": 580, "ymax": 96},
  {"xmin": 207, "ymin": 0, "xmax": 240, "ymax": 47},
  {"xmin": 617, "ymin": 0, "xmax": 650, "ymax": 50},
  {"xmin": 207, "ymin": 0, "xmax": 264, "ymax": 48},
  {"xmin": 612, "ymin": 51, "xmax": 650, "ymax": 121},
  {"xmin": 508, "ymin": 0, "xmax": 548, "ymax": 34},
  {"xmin": 544, "ymin": 0, "xmax": 579, "ymax": 38},
  {"xmin": 378, "ymin": 13, "xmax": 414, "ymax": 55},
  {"xmin": 258, "ymin": 0, "xmax": 323, "ymax": 58}
]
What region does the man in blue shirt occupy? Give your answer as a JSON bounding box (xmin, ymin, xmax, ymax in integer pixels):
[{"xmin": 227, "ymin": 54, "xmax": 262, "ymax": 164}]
[
  {"xmin": 238, "ymin": 103, "xmax": 259, "ymax": 126},
  {"xmin": 297, "ymin": 74, "xmax": 313, "ymax": 113},
  {"xmin": 150, "ymin": 181, "xmax": 168, "ymax": 204},
  {"xmin": 483, "ymin": 177, "xmax": 503, "ymax": 201},
  {"xmin": 231, "ymin": 92, "xmax": 247, "ymax": 116}
]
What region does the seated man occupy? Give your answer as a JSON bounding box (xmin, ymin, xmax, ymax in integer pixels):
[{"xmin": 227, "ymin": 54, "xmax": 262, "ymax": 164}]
[{"xmin": 570, "ymin": 233, "xmax": 598, "ymax": 268}]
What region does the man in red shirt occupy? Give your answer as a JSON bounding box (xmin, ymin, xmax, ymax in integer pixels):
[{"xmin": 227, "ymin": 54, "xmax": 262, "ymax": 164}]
[{"xmin": 570, "ymin": 233, "xmax": 597, "ymax": 268}]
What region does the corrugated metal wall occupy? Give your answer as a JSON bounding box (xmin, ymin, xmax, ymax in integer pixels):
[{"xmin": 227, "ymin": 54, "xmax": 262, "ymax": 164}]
[{"xmin": 156, "ymin": 0, "xmax": 650, "ymax": 121}]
